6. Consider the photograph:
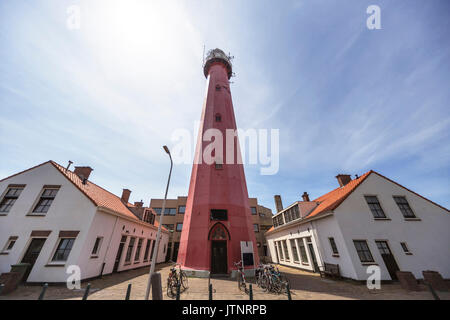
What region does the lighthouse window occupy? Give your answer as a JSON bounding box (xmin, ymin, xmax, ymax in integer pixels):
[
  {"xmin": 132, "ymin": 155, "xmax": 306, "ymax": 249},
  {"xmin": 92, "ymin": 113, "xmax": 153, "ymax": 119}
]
[
  {"xmin": 211, "ymin": 209, "xmax": 228, "ymax": 221},
  {"xmin": 215, "ymin": 85, "xmax": 221, "ymax": 91},
  {"xmin": 215, "ymin": 113, "xmax": 222, "ymax": 122}
]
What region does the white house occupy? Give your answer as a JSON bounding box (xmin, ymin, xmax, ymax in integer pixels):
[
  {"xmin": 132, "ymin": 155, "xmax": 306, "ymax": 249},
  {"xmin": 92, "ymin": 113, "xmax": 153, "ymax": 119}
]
[
  {"xmin": 265, "ymin": 171, "xmax": 450, "ymax": 281},
  {"xmin": 0, "ymin": 161, "xmax": 169, "ymax": 283}
]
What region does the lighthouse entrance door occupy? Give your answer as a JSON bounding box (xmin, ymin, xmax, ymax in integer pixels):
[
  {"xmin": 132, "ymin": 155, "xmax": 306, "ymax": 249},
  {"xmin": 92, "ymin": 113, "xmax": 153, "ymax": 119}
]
[{"xmin": 211, "ymin": 241, "xmax": 227, "ymax": 274}]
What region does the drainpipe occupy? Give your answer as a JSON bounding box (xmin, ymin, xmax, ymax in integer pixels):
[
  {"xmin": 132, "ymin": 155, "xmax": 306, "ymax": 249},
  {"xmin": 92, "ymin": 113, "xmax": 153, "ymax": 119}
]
[
  {"xmin": 100, "ymin": 215, "xmax": 119, "ymax": 276},
  {"xmin": 311, "ymin": 220, "xmax": 325, "ymax": 268}
]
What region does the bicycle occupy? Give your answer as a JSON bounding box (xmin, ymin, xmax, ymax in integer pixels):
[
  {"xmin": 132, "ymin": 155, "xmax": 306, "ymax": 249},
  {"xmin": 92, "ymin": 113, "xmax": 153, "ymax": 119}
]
[
  {"xmin": 166, "ymin": 263, "xmax": 188, "ymax": 298},
  {"xmin": 256, "ymin": 264, "xmax": 289, "ymax": 294},
  {"xmin": 234, "ymin": 260, "xmax": 247, "ymax": 293}
]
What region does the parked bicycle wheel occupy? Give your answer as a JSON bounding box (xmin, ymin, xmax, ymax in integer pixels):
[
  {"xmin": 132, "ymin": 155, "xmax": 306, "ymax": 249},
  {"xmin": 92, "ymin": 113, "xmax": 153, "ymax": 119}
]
[
  {"xmin": 180, "ymin": 271, "xmax": 189, "ymax": 289},
  {"xmin": 167, "ymin": 277, "xmax": 175, "ymax": 297},
  {"xmin": 237, "ymin": 274, "xmax": 246, "ymax": 291}
]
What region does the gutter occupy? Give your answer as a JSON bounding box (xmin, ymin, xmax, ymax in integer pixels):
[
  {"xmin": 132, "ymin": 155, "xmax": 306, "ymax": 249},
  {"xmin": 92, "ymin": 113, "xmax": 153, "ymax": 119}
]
[
  {"xmin": 97, "ymin": 206, "xmax": 169, "ymax": 234},
  {"xmin": 265, "ymin": 211, "xmax": 334, "ymax": 236}
]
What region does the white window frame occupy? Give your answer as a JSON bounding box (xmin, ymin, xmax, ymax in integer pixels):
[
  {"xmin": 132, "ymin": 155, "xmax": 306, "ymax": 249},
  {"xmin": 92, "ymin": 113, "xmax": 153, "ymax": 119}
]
[
  {"xmin": 1, "ymin": 236, "xmax": 18, "ymax": 254},
  {"xmin": 91, "ymin": 236, "xmax": 104, "ymax": 257},
  {"xmin": 48, "ymin": 237, "xmax": 76, "ymax": 265}
]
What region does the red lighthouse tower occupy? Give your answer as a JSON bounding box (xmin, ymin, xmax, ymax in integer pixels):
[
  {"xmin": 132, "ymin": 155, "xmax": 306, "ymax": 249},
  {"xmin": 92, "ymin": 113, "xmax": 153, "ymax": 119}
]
[{"xmin": 177, "ymin": 49, "xmax": 259, "ymax": 276}]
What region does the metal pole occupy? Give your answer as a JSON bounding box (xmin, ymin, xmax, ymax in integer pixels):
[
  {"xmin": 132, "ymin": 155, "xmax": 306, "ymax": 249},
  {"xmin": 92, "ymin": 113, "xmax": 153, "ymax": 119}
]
[
  {"xmin": 82, "ymin": 283, "xmax": 91, "ymax": 300},
  {"xmin": 176, "ymin": 283, "xmax": 181, "ymax": 300},
  {"xmin": 426, "ymin": 282, "xmax": 440, "ymax": 300},
  {"xmin": 209, "ymin": 283, "xmax": 213, "ymax": 300},
  {"xmin": 145, "ymin": 146, "xmax": 173, "ymax": 300},
  {"xmin": 249, "ymin": 284, "xmax": 253, "ymax": 300},
  {"xmin": 38, "ymin": 283, "xmax": 48, "ymax": 300},
  {"xmin": 286, "ymin": 283, "xmax": 292, "ymax": 300},
  {"xmin": 125, "ymin": 283, "xmax": 132, "ymax": 300}
]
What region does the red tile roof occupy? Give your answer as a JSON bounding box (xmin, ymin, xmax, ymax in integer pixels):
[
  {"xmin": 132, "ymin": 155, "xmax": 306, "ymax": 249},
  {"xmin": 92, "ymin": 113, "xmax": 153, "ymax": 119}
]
[
  {"xmin": 266, "ymin": 170, "xmax": 449, "ymax": 235},
  {"xmin": 0, "ymin": 160, "xmax": 165, "ymax": 231},
  {"xmin": 49, "ymin": 161, "xmax": 165, "ymax": 230},
  {"xmin": 307, "ymin": 170, "xmax": 372, "ymax": 218}
]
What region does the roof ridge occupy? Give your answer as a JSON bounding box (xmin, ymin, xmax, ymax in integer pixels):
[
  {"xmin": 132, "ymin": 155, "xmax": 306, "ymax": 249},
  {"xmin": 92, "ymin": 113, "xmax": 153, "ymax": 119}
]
[{"xmin": 51, "ymin": 161, "xmax": 134, "ymax": 207}]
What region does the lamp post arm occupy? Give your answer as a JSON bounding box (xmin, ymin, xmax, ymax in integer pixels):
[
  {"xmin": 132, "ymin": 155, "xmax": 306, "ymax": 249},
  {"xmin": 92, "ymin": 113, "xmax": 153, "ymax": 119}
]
[{"xmin": 145, "ymin": 153, "xmax": 173, "ymax": 300}]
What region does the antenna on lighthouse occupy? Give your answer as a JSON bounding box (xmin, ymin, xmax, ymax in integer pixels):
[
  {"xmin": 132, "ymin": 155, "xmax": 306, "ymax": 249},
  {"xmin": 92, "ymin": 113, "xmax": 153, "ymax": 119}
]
[{"xmin": 202, "ymin": 44, "xmax": 206, "ymax": 66}]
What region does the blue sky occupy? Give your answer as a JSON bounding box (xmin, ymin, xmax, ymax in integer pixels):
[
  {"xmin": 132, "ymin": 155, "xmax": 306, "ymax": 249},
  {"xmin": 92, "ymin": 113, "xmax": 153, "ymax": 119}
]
[{"xmin": 1, "ymin": 0, "xmax": 449, "ymax": 212}]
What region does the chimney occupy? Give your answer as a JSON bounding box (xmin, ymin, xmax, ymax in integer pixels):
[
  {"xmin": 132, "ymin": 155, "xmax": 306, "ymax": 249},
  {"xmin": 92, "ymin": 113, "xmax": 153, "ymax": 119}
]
[
  {"xmin": 336, "ymin": 174, "xmax": 352, "ymax": 187},
  {"xmin": 274, "ymin": 195, "xmax": 283, "ymax": 213},
  {"xmin": 74, "ymin": 166, "xmax": 93, "ymax": 181},
  {"xmin": 134, "ymin": 200, "xmax": 143, "ymax": 208},
  {"xmin": 302, "ymin": 192, "xmax": 310, "ymax": 202},
  {"xmin": 121, "ymin": 189, "xmax": 131, "ymax": 204}
]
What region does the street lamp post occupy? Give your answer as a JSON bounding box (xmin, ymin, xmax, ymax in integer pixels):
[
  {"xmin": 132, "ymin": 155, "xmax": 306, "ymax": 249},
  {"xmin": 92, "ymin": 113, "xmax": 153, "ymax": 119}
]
[{"xmin": 145, "ymin": 145, "xmax": 173, "ymax": 300}]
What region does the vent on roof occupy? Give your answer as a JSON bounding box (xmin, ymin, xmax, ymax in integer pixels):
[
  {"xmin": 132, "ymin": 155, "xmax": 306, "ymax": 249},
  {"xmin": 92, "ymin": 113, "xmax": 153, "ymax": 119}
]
[
  {"xmin": 336, "ymin": 174, "xmax": 352, "ymax": 187},
  {"xmin": 274, "ymin": 195, "xmax": 283, "ymax": 213},
  {"xmin": 121, "ymin": 189, "xmax": 131, "ymax": 203},
  {"xmin": 302, "ymin": 192, "xmax": 310, "ymax": 202},
  {"xmin": 74, "ymin": 166, "xmax": 93, "ymax": 181}
]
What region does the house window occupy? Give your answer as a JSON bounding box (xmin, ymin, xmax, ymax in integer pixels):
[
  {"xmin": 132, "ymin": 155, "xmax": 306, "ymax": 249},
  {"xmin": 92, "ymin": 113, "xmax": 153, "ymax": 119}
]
[
  {"xmin": 91, "ymin": 237, "xmax": 103, "ymax": 256},
  {"xmin": 298, "ymin": 239, "xmax": 309, "ymax": 263},
  {"xmin": 150, "ymin": 240, "xmax": 156, "ymax": 260},
  {"xmin": 290, "ymin": 239, "xmax": 299, "ymax": 263},
  {"xmin": 154, "ymin": 208, "xmax": 176, "ymax": 215},
  {"xmin": 259, "ymin": 212, "xmax": 265, "ymax": 217},
  {"xmin": 125, "ymin": 237, "xmax": 136, "ymax": 262},
  {"xmin": 144, "ymin": 239, "xmax": 151, "ymax": 261},
  {"xmin": 33, "ymin": 187, "xmax": 59, "ymax": 214},
  {"xmin": 176, "ymin": 223, "xmax": 183, "ymax": 232},
  {"xmin": 52, "ymin": 238, "xmax": 75, "ymax": 262},
  {"xmin": 251, "ymin": 207, "xmax": 257, "ymax": 215},
  {"xmin": 178, "ymin": 206, "xmax": 186, "ymax": 214},
  {"xmin": 134, "ymin": 239, "xmax": 143, "ymax": 261},
  {"xmin": 364, "ymin": 196, "xmax": 386, "ymax": 218},
  {"xmin": 253, "ymin": 224, "xmax": 259, "ymax": 232},
  {"xmin": 282, "ymin": 240, "xmax": 290, "ymax": 261},
  {"xmin": 163, "ymin": 224, "xmax": 174, "ymax": 232},
  {"xmin": 277, "ymin": 242, "xmax": 284, "ymax": 260},
  {"xmin": 211, "ymin": 209, "xmax": 228, "ymax": 221},
  {"xmin": 328, "ymin": 237, "xmax": 339, "ymax": 255},
  {"xmin": 215, "ymin": 113, "xmax": 222, "ymax": 122},
  {"xmin": 353, "ymin": 240, "xmax": 374, "ymax": 263},
  {"xmin": 2, "ymin": 236, "xmax": 18, "ymax": 253},
  {"xmin": 274, "ymin": 243, "xmax": 280, "ymax": 261},
  {"xmin": 400, "ymin": 242, "xmax": 412, "ymax": 254},
  {"xmin": 0, "ymin": 186, "xmax": 24, "ymax": 213},
  {"xmin": 273, "ymin": 214, "xmax": 284, "ymax": 227},
  {"xmin": 393, "ymin": 196, "xmax": 416, "ymax": 218},
  {"xmin": 143, "ymin": 210, "xmax": 155, "ymax": 224}
]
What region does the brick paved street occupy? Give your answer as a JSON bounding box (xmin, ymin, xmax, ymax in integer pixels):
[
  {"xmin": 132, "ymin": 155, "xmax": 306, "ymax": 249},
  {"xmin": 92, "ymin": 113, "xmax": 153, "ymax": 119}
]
[{"xmin": 1, "ymin": 263, "xmax": 448, "ymax": 300}]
